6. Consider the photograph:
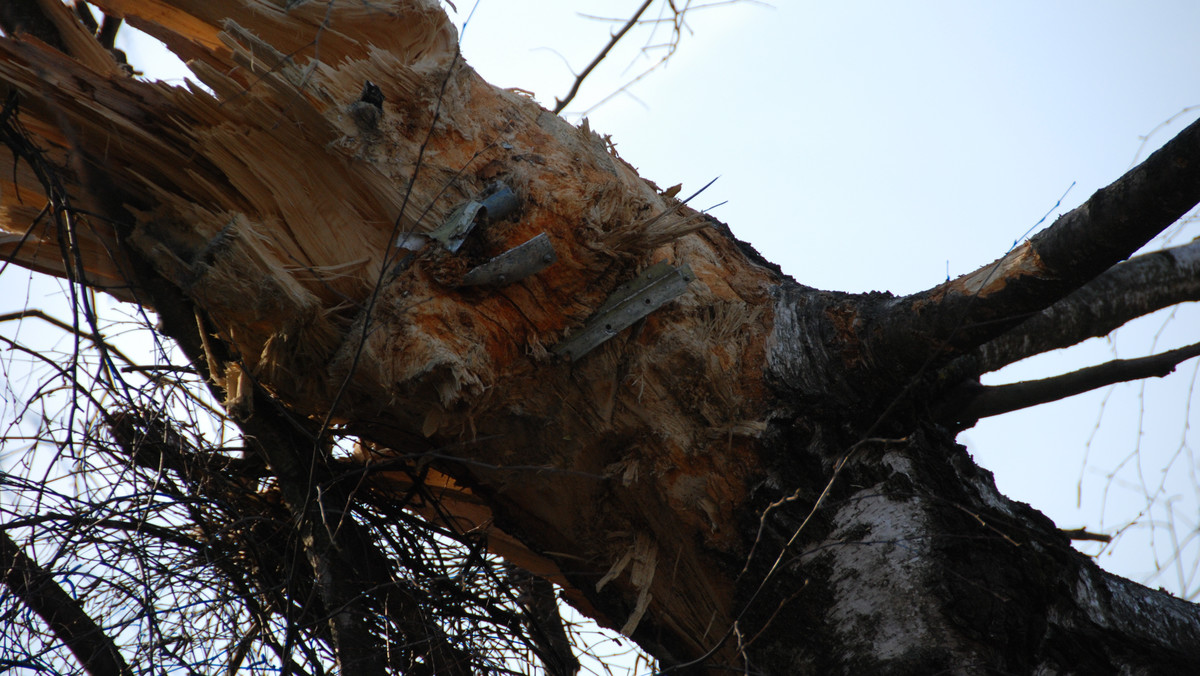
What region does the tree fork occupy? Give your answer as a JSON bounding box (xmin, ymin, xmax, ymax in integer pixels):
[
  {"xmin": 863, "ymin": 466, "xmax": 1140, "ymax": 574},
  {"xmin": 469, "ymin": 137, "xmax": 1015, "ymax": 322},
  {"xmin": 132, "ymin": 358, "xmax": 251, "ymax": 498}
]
[
  {"xmin": 870, "ymin": 114, "xmax": 1200, "ymax": 377},
  {"xmin": 972, "ymin": 237, "xmax": 1200, "ymax": 374}
]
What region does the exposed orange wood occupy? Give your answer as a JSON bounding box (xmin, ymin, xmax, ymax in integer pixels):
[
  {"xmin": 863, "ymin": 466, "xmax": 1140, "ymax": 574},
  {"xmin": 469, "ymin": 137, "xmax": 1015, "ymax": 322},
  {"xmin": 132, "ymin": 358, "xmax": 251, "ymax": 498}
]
[
  {"xmin": 0, "ymin": 1, "xmax": 783, "ymax": 663},
  {"xmin": 946, "ymin": 240, "xmax": 1045, "ymax": 297}
]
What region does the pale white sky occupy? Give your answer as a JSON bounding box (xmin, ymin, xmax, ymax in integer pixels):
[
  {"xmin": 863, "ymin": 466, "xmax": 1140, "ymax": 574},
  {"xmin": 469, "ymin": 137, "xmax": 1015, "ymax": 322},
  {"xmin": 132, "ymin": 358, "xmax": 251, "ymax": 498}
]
[{"xmin": 73, "ymin": 0, "xmax": 1200, "ymax": 599}]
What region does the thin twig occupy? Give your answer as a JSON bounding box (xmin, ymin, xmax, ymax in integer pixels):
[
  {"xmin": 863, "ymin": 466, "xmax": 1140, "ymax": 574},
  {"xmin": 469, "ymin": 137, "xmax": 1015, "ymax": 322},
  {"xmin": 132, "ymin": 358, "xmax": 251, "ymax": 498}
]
[
  {"xmin": 952, "ymin": 341, "xmax": 1200, "ymax": 423},
  {"xmin": 553, "ymin": 0, "xmax": 654, "ymax": 114}
]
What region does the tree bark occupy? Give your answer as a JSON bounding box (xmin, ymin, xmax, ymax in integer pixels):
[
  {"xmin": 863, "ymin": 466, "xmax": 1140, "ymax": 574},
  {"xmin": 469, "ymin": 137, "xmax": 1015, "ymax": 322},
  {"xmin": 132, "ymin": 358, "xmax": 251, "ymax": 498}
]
[
  {"xmin": 946, "ymin": 340, "xmax": 1200, "ymax": 425},
  {"xmin": 2, "ymin": 1, "xmax": 1200, "ymax": 673}
]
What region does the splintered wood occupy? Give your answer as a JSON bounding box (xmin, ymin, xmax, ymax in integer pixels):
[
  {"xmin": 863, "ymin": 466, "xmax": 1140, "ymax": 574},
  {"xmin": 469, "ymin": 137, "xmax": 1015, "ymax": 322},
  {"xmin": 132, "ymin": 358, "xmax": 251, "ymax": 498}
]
[{"xmin": 0, "ymin": 1, "xmax": 786, "ymax": 665}]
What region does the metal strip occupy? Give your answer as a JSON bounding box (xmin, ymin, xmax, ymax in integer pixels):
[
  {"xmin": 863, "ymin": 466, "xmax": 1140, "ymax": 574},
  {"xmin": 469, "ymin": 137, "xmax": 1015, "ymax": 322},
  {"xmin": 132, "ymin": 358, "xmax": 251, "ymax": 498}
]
[
  {"xmin": 428, "ymin": 200, "xmax": 483, "ymax": 253},
  {"xmin": 461, "ymin": 232, "xmax": 556, "ymax": 286},
  {"xmin": 553, "ymin": 261, "xmax": 695, "ymax": 361}
]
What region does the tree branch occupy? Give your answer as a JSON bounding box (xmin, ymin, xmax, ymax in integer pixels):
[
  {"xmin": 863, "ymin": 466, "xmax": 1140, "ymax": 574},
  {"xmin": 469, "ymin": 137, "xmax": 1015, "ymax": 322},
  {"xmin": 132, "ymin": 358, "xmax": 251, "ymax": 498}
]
[
  {"xmin": 943, "ymin": 340, "xmax": 1200, "ymax": 426},
  {"xmin": 971, "ymin": 237, "xmax": 1200, "ymax": 374},
  {"xmin": 552, "ymin": 0, "xmax": 653, "ymax": 114},
  {"xmin": 514, "ymin": 569, "xmax": 581, "ymax": 676},
  {"xmin": 1061, "ymin": 528, "xmax": 1111, "ymax": 543},
  {"xmin": 875, "ymin": 115, "xmax": 1200, "ymax": 371},
  {"xmin": 0, "ymin": 309, "xmax": 141, "ymax": 373},
  {"xmin": 0, "ymin": 530, "xmax": 133, "ymax": 676},
  {"xmin": 151, "ymin": 303, "xmax": 472, "ymax": 675}
]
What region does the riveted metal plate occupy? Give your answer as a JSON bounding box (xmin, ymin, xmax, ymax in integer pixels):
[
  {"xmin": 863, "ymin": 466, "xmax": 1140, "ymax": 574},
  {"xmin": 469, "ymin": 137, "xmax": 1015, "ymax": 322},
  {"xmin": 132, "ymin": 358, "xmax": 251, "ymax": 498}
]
[
  {"xmin": 461, "ymin": 232, "xmax": 556, "ymax": 287},
  {"xmin": 552, "ymin": 261, "xmax": 695, "ymax": 361}
]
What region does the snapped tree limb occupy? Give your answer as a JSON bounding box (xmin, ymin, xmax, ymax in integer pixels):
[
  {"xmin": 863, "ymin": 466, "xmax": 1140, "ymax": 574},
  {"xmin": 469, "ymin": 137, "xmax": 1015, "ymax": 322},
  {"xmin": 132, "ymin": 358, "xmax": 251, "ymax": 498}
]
[{"xmin": 4, "ymin": 1, "xmax": 1200, "ymax": 673}]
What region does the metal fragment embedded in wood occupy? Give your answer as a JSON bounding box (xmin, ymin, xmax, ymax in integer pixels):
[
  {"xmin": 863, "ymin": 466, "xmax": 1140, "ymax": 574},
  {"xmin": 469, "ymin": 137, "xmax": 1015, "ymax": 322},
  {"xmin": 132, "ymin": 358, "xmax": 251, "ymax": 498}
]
[
  {"xmin": 461, "ymin": 232, "xmax": 556, "ymax": 286},
  {"xmin": 553, "ymin": 261, "xmax": 695, "ymax": 361},
  {"xmin": 426, "ymin": 184, "xmax": 519, "ymax": 253}
]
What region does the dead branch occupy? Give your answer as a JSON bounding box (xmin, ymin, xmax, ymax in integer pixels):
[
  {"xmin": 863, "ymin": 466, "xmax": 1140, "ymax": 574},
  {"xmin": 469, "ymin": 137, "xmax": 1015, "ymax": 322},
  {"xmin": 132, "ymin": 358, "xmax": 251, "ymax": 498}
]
[
  {"xmin": 943, "ymin": 341, "xmax": 1200, "ymax": 426},
  {"xmin": 553, "ymin": 0, "xmax": 653, "ymax": 114}
]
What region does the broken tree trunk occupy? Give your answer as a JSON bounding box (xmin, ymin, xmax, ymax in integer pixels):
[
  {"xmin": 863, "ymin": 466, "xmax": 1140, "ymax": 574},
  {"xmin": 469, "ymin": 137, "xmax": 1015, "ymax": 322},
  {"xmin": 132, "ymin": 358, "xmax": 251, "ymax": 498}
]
[{"xmin": 3, "ymin": 1, "xmax": 1200, "ymax": 673}]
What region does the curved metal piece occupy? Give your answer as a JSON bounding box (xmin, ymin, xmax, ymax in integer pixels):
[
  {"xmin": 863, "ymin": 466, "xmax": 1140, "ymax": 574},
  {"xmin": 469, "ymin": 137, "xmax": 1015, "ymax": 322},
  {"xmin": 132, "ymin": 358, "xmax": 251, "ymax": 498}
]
[
  {"xmin": 427, "ymin": 183, "xmax": 519, "ymax": 253},
  {"xmin": 479, "ymin": 185, "xmax": 518, "ymax": 221}
]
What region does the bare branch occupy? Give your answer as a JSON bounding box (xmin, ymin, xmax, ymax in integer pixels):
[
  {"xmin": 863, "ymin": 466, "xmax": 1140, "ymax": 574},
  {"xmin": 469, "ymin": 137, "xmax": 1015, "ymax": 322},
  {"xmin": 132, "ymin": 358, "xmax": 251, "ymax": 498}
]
[
  {"xmin": 97, "ymin": 15, "xmax": 122, "ymax": 51},
  {"xmin": 875, "ymin": 115, "xmax": 1200, "ymax": 371},
  {"xmin": 970, "ymin": 237, "xmax": 1200, "ymax": 374},
  {"xmin": 0, "ymin": 309, "xmax": 140, "ymax": 370},
  {"xmin": 944, "ymin": 341, "xmax": 1200, "ymax": 425},
  {"xmin": 513, "ymin": 568, "xmax": 581, "ymax": 676},
  {"xmin": 553, "ymin": 0, "xmax": 653, "ymax": 114},
  {"xmin": 1061, "ymin": 528, "xmax": 1111, "ymax": 543}
]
